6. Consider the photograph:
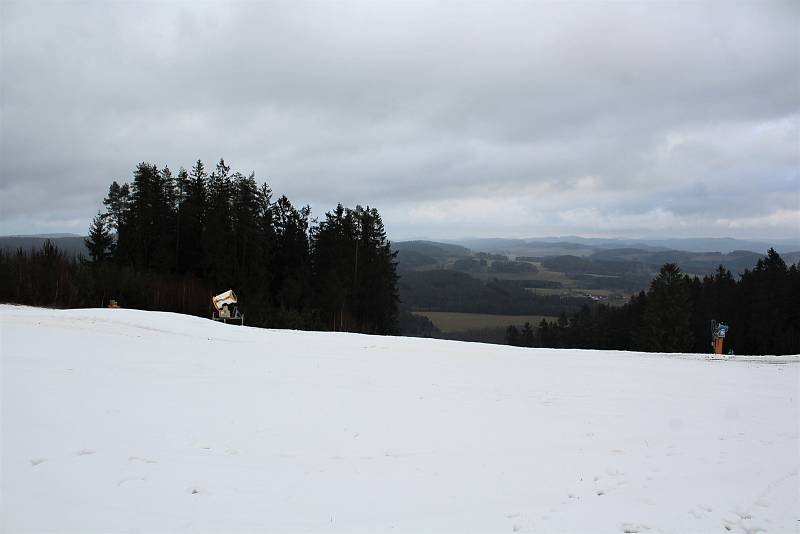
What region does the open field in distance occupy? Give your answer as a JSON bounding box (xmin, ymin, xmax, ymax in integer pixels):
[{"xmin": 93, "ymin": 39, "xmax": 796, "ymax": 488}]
[
  {"xmin": 413, "ymin": 311, "xmax": 557, "ymax": 333},
  {"xmin": 526, "ymin": 287, "xmax": 631, "ymax": 300}
]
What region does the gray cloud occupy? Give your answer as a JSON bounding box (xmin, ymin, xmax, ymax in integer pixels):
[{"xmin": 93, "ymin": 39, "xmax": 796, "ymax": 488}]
[{"xmin": 1, "ymin": 1, "xmax": 798, "ymax": 240}]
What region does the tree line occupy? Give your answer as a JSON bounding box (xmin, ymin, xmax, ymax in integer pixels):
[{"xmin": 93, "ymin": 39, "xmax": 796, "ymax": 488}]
[
  {"xmin": 1, "ymin": 159, "xmax": 399, "ymax": 334},
  {"xmin": 507, "ymin": 250, "xmax": 800, "ymax": 355}
]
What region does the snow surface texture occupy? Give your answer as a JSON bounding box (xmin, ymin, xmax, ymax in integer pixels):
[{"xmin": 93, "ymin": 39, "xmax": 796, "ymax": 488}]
[{"xmin": 1, "ymin": 305, "xmax": 798, "ymax": 533}]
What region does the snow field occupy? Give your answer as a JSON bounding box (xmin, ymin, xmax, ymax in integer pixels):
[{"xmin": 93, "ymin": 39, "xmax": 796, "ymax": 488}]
[{"xmin": 1, "ymin": 305, "xmax": 798, "ymax": 533}]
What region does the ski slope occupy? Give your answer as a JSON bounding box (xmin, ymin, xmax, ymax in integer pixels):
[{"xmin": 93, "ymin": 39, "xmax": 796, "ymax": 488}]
[{"xmin": 1, "ymin": 305, "xmax": 798, "ymax": 533}]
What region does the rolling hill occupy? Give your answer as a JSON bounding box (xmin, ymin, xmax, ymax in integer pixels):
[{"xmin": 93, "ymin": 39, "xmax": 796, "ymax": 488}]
[{"xmin": 0, "ymin": 235, "xmax": 89, "ymax": 257}]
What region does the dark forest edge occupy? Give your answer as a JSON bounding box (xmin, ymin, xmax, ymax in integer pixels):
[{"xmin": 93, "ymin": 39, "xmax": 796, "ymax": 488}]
[
  {"xmin": 5, "ymin": 242, "xmax": 796, "ymax": 355},
  {"xmin": 505, "ymin": 254, "xmax": 799, "ymax": 356},
  {"xmin": 0, "ymin": 159, "xmax": 399, "ymax": 334}
]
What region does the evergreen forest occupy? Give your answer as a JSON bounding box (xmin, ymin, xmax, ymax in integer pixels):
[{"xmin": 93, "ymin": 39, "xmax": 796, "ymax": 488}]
[
  {"xmin": 507, "ymin": 254, "xmax": 800, "ymax": 355},
  {"xmin": 0, "ymin": 160, "xmax": 399, "ymax": 334}
]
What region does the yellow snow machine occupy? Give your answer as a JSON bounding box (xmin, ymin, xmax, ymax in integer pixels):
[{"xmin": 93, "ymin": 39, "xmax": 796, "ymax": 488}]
[{"xmin": 211, "ymin": 289, "xmax": 244, "ymax": 325}]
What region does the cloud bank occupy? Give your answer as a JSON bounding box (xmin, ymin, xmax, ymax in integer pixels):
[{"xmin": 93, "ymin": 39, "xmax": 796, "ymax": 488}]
[{"xmin": 1, "ymin": 1, "xmax": 798, "ymax": 239}]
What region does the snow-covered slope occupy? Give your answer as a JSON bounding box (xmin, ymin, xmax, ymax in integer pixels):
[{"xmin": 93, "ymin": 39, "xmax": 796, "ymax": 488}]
[{"xmin": 1, "ymin": 305, "xmax": 798, "ymax": 533}]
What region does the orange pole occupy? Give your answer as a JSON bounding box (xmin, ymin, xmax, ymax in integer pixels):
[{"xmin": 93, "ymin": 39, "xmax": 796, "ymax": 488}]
[{"xmin": 714, "ymin": 337, "xmax": 724, "ymax": 355}]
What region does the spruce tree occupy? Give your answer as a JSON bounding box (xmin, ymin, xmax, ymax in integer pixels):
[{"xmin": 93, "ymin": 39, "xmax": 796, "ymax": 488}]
[
  {"xmin": 179, "ymin": 160, "xmax": 208, "ymax": 275},
  {"xmin": 521, "ymin": 322, "xmax": 534, "ymax": 347},
  {"xmin": 635, "ymin": 263, "xmax": 694, "ymax": 352},
  {"xmin": 204, "ymin": 159, "xmax": 234, "ymax": 283},
  {"xmin": 231, "ymin": 171, "xmax": 262, "ymax": 288},
  {"xmin": 311, "ymin": 204, "xmax": 356, "ymax": 330},
  {"xmin": 272, "ymin": 195, "xmax": 311, "ymax": 319},
  {"xmin": 102, "ymin": 181, "xmax": 130, "ymax": 232},
  {"xmin": 85, "ymin": 212, "xmax": 113, "ymax": 263}
]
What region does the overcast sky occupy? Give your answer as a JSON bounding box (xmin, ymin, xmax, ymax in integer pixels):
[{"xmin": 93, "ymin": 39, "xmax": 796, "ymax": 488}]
[{"xmin": 1, "ymin": 1, "xmax": 798, "ymax": 240}]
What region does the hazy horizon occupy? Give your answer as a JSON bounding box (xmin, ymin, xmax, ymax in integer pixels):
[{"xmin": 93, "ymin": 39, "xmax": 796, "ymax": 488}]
[{"xmin": 3, "ymin": 231, "xmax": 799, "ymax": 250}]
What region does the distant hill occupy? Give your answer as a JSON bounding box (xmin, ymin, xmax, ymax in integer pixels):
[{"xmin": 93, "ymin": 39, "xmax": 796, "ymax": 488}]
[
  {"xmin": 0, "ymin": 236, "xmax": 88, "ymax": 258},
  {"xmin": 783, "ymin": 251, "xmax": 800, "ymax": 265},
  {"xmin": 452, "ymin": 238, "xmax": 529, "ymax": 252},
  {"xmin": 588, "ymin": 248, "xmax": 800, "ymax": 276},
  {"xmin": 392, "ymin": 240, "xmax": 471, "ymax": 271},
  {"xmin": 393, "ymin": 240, "xmax": 471, "ymax": 257},
  {"xmin": 452, "ymin": 238, "xmax": 601, "ymax": 257},
  {"xmin": 522, "ymin": 236, "xmax": 800, "ymax": 254},
  {"xmin": 398, "ymin": 269, "xmax": 582, "ymax": 316},
  {"xmin": 5, "ymin": 233, "xmax": 82, "ymax": 239}
]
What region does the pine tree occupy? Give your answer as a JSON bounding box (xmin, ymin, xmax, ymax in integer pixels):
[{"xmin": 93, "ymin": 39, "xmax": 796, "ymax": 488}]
[
  {"xmin": 102, "ymin": 181, "xmax": 130, "ymax": 232},
  {"xmin": 521, "ymin": 322, "xmax": 534, "ymax": 347},
  {"xmin": 251, "ymin": 182, "xmax": 276, "ymax": 318},
  {"xmin": 153, "ymin": 165, "xmax": 178, "ymax": 271},
  {"xmin": 311, "ymin": 204, "xmax": 356, "ymax": 330},
  {"xmin": 536, "ymin": 319, "xmax": 550, "ymax": 347},
  {"xmin": 174, "ymin": 167, "xmax": 190, "ymax": 272},
  {"xmin": 178, "ymin": 160, "xmax": 208, "ymax": 275},
  {"xmin": 739, "ymin": 248, "xmax": 791, "ymax": 354},
  {"xmin": 231, "ymin": 171, "xmax": 263, "ymax": 289},
  {"xmin": 204, "ymin": 159, "xmax": 234, "ymax": 283},
  {"xmin": 85, "ymin": 212, "xmax": 114, "ymax": 263},
  {"xmin": 506, "ymin": 325, "xmax": 520, "ymax": 346},
  {"xmin": 634, "ymin": 263, "xmax": 694, "ymax": 352},
  {"xmin": 272, "ymin": 195, "xmax": 311, "ymax": 320},
  {"xmin": 351, "ymin": 206, "xmax": 398, "ymax": 334}
]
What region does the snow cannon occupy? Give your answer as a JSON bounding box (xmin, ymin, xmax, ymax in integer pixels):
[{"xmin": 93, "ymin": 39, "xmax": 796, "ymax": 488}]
[
  {"xmin": 710, "ymin": 320, "xmax": 729, "ymax": 356},
  {"xmin": 211, "ymin": 289, "xmax": 244, "ymax": 325}
]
